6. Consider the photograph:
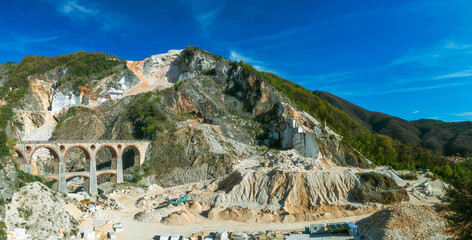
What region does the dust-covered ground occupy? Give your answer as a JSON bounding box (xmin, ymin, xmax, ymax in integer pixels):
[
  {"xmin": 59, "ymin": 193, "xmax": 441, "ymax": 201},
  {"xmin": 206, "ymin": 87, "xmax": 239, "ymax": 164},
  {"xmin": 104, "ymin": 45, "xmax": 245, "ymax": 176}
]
[{"xmin": 60, "ymin": 150, "xmax": 451, "ymax": 240}]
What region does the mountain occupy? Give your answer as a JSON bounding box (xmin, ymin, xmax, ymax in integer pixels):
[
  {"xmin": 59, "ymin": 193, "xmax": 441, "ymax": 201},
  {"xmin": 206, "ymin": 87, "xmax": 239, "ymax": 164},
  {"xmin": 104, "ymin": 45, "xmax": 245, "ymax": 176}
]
[
  {"xmin": 0, "ymin": 47, "xmax": 372, "ymax": 188},
  {"xmin": 314, "ymin": 90, "xmax": 472, "ymax": 156},
  {"xmin": 0, "ymin": 46, "xmax": 464, "ymax": 239},
  {"xmin": 0, "ymin": 46, "xmax": 470, "ymax": 188}
]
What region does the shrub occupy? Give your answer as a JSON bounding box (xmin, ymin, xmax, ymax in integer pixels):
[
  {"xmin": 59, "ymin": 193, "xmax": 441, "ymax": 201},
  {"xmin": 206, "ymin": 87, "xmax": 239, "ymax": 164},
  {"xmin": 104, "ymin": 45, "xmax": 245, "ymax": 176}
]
[{"xmin": 399, "ymin": 173, "xmax": 419, "ymax": 180}]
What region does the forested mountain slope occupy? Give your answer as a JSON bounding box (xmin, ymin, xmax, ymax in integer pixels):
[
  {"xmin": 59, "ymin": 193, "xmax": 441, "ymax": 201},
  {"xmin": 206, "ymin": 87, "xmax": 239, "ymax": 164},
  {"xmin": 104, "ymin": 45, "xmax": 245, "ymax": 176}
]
[{"xmin": 314, "ymin": 90, "xmax": 472, "ymax": 156}]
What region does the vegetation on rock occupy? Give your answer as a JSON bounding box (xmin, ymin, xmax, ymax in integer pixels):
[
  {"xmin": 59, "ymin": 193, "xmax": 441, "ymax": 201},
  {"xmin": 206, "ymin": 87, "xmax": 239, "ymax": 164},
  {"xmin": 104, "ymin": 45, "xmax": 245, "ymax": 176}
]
[
  {"xmin": 127, "ymin": 92, "xmax": 168, "ymax": 139},
  {"xmin": 0, "ymin": 51, "xmax": 125, "ymax": 159}
]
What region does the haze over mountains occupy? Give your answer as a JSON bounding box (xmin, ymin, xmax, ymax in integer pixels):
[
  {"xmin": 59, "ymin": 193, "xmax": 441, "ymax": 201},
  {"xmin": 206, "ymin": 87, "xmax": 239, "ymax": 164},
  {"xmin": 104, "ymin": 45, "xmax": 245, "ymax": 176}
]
[{"xmin": 314, "ymin": 90, "xmax": 472, "ymax": 156}]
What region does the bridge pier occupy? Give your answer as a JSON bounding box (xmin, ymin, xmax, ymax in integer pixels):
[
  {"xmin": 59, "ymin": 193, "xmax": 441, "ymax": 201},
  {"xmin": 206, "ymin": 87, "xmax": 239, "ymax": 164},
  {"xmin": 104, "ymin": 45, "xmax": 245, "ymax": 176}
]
[
  {"xmin": 89, "ymin": 158, "xmax": 98, "ymax": 196},
  {"xmin": 58, "ymin": 162, "xmax": 67, "ymax": 194},
  {"xmin": 116, "ymin": 156, "xmax": 123, "ymax": 183},
  {"xmin": 23, "ymin": 164, "xmax": 32, "ymax": 174}
]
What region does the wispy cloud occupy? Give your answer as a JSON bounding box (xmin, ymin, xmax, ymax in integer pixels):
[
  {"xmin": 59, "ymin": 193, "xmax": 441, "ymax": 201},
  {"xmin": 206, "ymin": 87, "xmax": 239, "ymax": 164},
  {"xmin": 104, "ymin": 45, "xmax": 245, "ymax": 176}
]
[
  {"xmin": 412, "ymin": 110, "xmax": 420, "ymax": 114},
  {"xmin": 453, "ymin": 112, "xmax": 472, "ymax": 116},
  {"xmin": 294, "ymin": 72, "xmax": 352, "ymax": 83},
  {"xmin": 229, "ymin": 51, "xmax": 262, "ymax": 64},
  {"xmin": 217, "ymin": 1, "xmax": 449, "ymax": 46},
  {"xmin": 0, "ymin": 35, "xmax": 61, "ymax": 53},
  {"xmin": 343, "ymin": 81, "xmax": 472, "ymax": 96},
  {"xmin": 195, "ymin": 5, "xmax": 224, "ymax": 30},
  {"xmin": 178, "ymin": 0, "xmax": 225, "ymax": 37},
  {"xmin": 229, "ymin": 50, "xmax": 277, "ymax": 74},
  {"xmin": 390, "ymin": 41, "xmax": 472, "ymax": 66},
  {"xmin": 445, "ymin": 41, "xmax": 472, "ymax": 49},
  {"xmin": 48, "ymin": 0, "xmax": 127, "ymax": 31},
  {"xmin": 60, "ymin": 0, "xmax": 97, "ymax": 16},
  {"xmin": 434, "ymin": 69, "xmax": 472, "ymax": 79}
]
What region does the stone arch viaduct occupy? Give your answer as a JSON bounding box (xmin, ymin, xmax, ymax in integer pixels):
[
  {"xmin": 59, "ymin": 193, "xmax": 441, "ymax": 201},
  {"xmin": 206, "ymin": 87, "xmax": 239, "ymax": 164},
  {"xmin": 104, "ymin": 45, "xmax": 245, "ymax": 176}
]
[{"xmin": 14, "ymin": 140, "xmax": 150, "ymax": 195}]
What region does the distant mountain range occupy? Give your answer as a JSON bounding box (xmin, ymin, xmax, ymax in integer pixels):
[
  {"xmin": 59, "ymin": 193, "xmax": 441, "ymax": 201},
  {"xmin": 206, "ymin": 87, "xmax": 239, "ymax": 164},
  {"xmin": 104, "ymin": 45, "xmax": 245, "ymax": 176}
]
[{"xmin": 314, "ymin": 90, "xmax": 472, "ymax": 156}]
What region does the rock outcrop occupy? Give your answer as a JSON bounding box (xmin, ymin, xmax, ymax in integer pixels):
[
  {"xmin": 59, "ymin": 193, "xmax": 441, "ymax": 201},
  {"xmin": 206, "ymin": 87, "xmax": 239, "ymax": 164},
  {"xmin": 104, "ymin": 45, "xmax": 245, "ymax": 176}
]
[
  {"xmin": 4, "ymin": 182, "xmax": 79, "ymax": 239},
  {"xmin": 355, "ymin": 172, "xmax": 409, "ymax": 204},
  {"xmin": 0, "ymin": 158, "xmax": 18, "ymax": 230}
]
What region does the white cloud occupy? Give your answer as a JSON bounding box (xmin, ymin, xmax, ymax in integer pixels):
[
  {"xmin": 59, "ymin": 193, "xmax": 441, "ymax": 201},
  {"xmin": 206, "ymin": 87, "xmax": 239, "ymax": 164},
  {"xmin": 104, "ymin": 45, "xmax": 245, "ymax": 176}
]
[
  {"xmin": 229, "ymin": 50, "xmax": 278, "ymax": 74},
  {"xmin": 178, "ymin": 0, "xmax": 225, "ymax": 37},
  {"xmin": 60, "ymin": 0, "xmax": 97, "ymax": 15},
  {"xmin": 412, "ymin": 110, "xmax": 420, "ymax": 114},
  {"xmin": 434, "ymin": 69, "xmax": 472, "ymax": 79},
  {"xmin": 49, "ymin": 0, "xmax": 126, "ymax": 31},
  {"xmin": 229, "ymin": 51, "xmax": 261, "ymax": 64},
  {"xmin": 453, "ymin": 112, "xmax": 472, "ymax": 116},
  {"xmin": 195, "ymin": 5, "xmax": 224, "ymax": 30},
  {"xmin": 390, "ymin": 41, "xmax": 472, "ymax": 66},
  {"xmin": 445, "ymin": 41, "xmax": 472, "ymax": 49}
]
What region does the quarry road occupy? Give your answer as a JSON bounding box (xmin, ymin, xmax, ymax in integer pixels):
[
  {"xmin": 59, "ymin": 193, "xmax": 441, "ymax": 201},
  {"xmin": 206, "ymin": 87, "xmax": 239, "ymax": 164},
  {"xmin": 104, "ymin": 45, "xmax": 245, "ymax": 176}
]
[
  {"xmin": 103, "ymin": 209, "xmax": 373, "ymax": 240},
  {"xmin": 100, "ymin": 190, "xmax": 373, "ymax": 240},
  {"xmin": 105, "ymin": 211, "xmax": 373, "ymax": 240}
]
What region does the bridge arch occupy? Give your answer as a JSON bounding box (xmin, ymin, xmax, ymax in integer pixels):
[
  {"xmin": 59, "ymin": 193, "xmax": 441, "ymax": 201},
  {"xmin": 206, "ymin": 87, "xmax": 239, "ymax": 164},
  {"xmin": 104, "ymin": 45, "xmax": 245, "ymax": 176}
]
[
  {"xmin": 13, "ymin": 147, "xmax": 26, "ymax": 165},
  {"xmin": 64, "ymin": 145, "xmax": 91, "ymax": 163},
  {"xmin": 95, "ymin": 144, "xmax": 118, "ymax": 167},
  {"xmin": 30, "ymin": 145, "xmax": 60, "ymax": 163},
  {"xmin": 63, "ymin": 145, "xmax": 93, "ymax": 193},
  {"xmin": 95, "ymin": 144, "xmax": 119, "ymax": 183},
  {"xmin": 123, "ymin": 144, "xmax": 141, "ymax": 169}
]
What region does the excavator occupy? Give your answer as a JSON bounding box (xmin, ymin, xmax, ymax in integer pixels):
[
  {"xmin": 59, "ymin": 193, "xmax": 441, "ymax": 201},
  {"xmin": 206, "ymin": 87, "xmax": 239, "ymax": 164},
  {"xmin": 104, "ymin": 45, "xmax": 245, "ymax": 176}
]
[{"xmin": 165, "ymin": 194, "xmax": 194, "ymax": 206}]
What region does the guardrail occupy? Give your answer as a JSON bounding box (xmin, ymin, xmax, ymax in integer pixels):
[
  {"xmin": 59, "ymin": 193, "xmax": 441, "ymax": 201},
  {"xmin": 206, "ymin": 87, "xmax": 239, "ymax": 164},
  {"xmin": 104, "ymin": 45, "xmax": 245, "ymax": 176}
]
[{"xmin": 16, "ymin": 140, "xmax": 149, "ymax": 144}]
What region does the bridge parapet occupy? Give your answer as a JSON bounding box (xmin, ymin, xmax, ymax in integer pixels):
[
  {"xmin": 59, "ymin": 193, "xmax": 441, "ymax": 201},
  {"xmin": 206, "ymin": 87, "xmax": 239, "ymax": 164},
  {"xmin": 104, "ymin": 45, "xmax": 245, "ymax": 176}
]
[{"xmin": 17, "ymin": 140, "xmax": 149, "ymax": 144}]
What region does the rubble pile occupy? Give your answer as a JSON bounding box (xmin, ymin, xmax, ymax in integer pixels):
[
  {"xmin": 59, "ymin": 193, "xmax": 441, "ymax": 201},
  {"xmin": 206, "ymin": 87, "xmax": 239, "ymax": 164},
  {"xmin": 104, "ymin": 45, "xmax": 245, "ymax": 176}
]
[
  {"xmin": 233, "ymin": 150, "xmax": 330, "ymax": 172},
  {"xmin": 255, "ymin": 150, "xmax": 326, "ymax": 171},
  {"xmin": 407, "ymin": 177, "xmax": 449, "ymax": 204},
  {"xmin": 357, "ymin": 203, "xmax": 449, "ymax": 240},
  {"xmin": 134, "ymin": 205, "xmax": 182, "ymax": 223},
  {"xmin": 97, "ymin": 189, "xmax": 123, "ymax": 210}
]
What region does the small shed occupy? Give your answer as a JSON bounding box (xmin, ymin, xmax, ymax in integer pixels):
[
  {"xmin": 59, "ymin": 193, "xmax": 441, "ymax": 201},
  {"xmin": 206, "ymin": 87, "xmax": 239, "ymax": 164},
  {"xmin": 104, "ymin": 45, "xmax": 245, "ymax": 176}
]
[{"xmin": 309, "ymin": 224, "xmax": 325, "ymax": 234}]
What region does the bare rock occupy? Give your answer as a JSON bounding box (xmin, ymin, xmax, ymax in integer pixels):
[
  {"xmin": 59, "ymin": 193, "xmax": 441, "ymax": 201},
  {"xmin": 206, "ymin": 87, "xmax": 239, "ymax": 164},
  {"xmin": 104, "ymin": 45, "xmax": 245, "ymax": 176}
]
[{"xmin": 4, "ymin": 182, "xmax": 79, "ymax": 240}]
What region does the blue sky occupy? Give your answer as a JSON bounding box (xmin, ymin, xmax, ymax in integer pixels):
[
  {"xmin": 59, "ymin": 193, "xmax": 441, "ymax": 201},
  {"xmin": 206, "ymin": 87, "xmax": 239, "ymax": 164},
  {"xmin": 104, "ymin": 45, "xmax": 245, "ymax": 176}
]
[{"xmin": 1, "ymin": 0, "xmax": 472, "ymax": 122}]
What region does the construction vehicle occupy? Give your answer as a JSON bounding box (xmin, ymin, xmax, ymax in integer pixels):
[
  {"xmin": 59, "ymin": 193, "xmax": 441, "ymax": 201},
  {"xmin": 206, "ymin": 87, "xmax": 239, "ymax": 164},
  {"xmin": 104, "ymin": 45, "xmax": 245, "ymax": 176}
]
[
  {"xmin": 80, "ymin": 199, "xmax": 92, "ymax": 206},
  {"xmin": 165, "ymin": 194, "xmax": 193, "ymax": 206}
]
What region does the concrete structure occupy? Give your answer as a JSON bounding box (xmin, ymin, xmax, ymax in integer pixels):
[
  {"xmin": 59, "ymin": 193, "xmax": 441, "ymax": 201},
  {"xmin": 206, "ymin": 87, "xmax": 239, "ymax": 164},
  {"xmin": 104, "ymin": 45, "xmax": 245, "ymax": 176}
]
[
  {"xmin": 14, "ymin": 140, "xmax": 150, "ymax": 195},
  {"xmin": 281, "ymin": 119, "xmax": 320, "ymax": 158},
  {"xmin": 309, "ymin": 224, "xmax": 325, "ymax": 234}
]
